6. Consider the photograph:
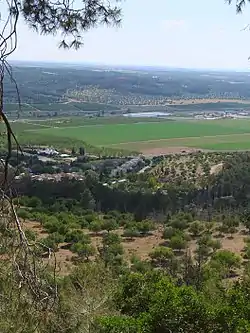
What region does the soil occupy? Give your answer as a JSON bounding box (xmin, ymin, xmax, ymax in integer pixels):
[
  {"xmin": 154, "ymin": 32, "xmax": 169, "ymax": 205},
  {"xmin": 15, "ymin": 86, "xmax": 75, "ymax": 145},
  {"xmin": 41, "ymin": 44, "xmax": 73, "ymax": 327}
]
[
  {"xmin": 140, "ymin": 146, "xmax": 202, "ymax": 156},
  {"xmin": 23, "ymin": 220, "xmax": 249, "ymax": 274}
]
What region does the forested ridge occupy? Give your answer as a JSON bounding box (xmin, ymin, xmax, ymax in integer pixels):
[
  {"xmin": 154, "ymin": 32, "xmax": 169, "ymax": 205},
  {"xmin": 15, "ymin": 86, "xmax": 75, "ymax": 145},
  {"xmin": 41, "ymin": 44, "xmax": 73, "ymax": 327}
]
[{"xmin": 5, "ymin": 65, "xmax": 250, "ymax": 104}]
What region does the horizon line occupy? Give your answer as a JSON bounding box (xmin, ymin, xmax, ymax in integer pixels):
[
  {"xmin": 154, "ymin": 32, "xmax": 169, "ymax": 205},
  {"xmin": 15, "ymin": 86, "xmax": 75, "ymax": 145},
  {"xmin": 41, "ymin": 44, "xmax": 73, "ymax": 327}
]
[{"xmin": 9, "ymin": 59, "xmax": 250, "ymax": 72}]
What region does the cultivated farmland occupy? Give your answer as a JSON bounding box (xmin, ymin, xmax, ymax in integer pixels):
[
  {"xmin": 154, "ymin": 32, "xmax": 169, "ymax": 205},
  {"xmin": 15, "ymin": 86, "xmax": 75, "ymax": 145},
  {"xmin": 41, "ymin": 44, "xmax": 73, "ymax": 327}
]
[{"xmin": 8, "ymin": 117, "xmax": 250, "ymax": 154}]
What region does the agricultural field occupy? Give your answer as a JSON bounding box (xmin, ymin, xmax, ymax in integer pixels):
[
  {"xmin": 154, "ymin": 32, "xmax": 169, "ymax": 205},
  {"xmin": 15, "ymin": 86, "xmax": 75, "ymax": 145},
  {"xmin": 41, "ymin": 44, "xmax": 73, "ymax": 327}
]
[
  {"xmin": 15, "ymin": 117, "xmax": 250, "ymax": 153},
  {"xmin": 5, "ymin": 116, "xmax": 250, "ymax": 154}
]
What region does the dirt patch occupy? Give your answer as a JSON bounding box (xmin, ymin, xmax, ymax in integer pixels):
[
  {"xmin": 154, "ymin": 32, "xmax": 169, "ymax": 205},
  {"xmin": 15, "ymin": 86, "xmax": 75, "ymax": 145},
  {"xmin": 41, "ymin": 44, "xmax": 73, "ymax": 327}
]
[
  {"xmin": 210, "ymin": 162, "xmax": 223, "ymax": 175},
  {"xmin": 90, "ymin": 228, "xmax": 163, "ymax": 260},
  {"xmin": 220, "ymin": 232, "xmax": 247, "ymax": 254},
  {"xmin": 23, "ymin": 220, "xmax": 249, "ymax": 274},
  {"xmin": 141, "ymin": 146, "xmax": 202, "ymax": 156},
  {"xmin": 23, "ymin": 220, "xmax": 74, "ymax": 275},
  {"xmin": 168, "ymin": 98, "xmax": 250, "ymax": 105}
]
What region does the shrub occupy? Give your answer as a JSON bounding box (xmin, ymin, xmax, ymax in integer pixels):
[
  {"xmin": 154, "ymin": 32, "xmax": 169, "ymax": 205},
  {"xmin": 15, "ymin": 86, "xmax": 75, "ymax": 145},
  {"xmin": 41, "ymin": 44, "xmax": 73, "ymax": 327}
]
[
  {"xmin": 102, "ymin": 219, "xmax": 119, "ymax": 233},
  {"xmin": 163, "ymin": 226, "xmax": 177, "ymax": 240},
  {"xmin": 169, "ymin": 235, "xmax": 187, "ymax": 251},
  {"xmin": 170, "ymin": 218, "xmax": 189, "ymax": 230},
  {"xmin": 211, "ymin": 250, "xmax": 241, "ymax": 270},
  {"xmin": 189, "ymin": 221, "xmax": 205, "ymax": 237},
  {"xmin": 123, "ymin": 228, "xmax": 140, "ymax": 238},
  {"xmin": 89, "ymin": 220, "xmax": 103, "ymax": 234},
  {"xmin": 65, "ymin": 230, "xmax": 90, "ymax": 244},
  {"xmin": 137, "ymin": 220, "xmax": 155, "ymax": 236},
  {"xmin": 71, "ymin": 242, "xmax": 96, "ymax": 260},
  {"xmin": 40, "ymin": 233, "xmax": 65, "ymax": 252}
]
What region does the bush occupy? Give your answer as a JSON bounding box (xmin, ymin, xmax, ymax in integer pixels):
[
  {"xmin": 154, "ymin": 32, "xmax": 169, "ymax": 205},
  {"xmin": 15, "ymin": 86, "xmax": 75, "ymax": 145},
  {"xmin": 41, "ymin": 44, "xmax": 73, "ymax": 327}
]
[
  {"xmin": 211, "ymin": 250, "xmax": 241, "ymax": 270},
  {"xmin": 169, "ymin": 235, "xmax": 187, "ymax": 251},
  {"xmin": 102, "ymin": 219, "xmax": 119, "ymax": 233},
  {"xmin": 170, "ymin": 218, "xmax": 189, "ymax": 230},
  {"xmin": 24, "ymin": 229, "xmax": 37, "ymax": 241},
  {"xmin": 244, "ymin": 245, "xmax": 250, "ymax": 259},
  {"xmin": 189, "ymin": 221, "xmax": 205, "ymax": 237},
  {"xmin": 137, "ymin": 220, "xmax": 155, "ymax": 235},
  {"xmin": 44, "ymin": 217, "xmax": 69, "ymax": 235},
  {"xmin": 163, "ymin": 226, "xmax": 177, "ymax": 240},
  {"xmin": 89, "ymin": 220, "xmax": 103, "ymax": 234},
  {"xmin": 103, "ymin": 233, "xmax": 121, "ymax": 246},
  {"xmin": 71, "ymin": 242, "xmax": 96, "ymax": 259},
  {"xmin": 40, "ymin": 233, "xmax": 65, "ymax": 252},
  {"xmin": 17, "ymin": 208, "xmax": 31, "ymax": 221},
  {"xmin": 123, "ymin": 228, "xmax": 140, "ymax": 238},
  {"xmin": 149, "ymin": 247, "xmax": 174, "ymax": 266},
  {"xmin": 168, "ymin": 212, "xmax": 193, "ymax": 231},
  {"xmin": 65, "ymin": 230, "xmax": 90, "ymax": 244}
]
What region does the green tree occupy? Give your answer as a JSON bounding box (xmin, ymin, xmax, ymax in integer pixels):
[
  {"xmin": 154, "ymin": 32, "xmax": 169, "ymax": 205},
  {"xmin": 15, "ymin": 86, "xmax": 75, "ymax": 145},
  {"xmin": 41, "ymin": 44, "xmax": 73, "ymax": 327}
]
[
  {"xmin": 16, "ymin": 1, "xmax": 121, "ymax": 49},
  {"xmin": 89, "ymin": 220, "xmax": 103, "ymax": 235},
  {"xmin": 71, "ymin": 242, "xmax": 96, "ymax": 260},
  {"xmin": 227, "ymin": 0, "xmax": 249, "ymax": 13},
  {"xmin": 65, "ymin": 229, "xmax": 90, "ymax": 244},
  {"xmin": 123, "ymin": 228, "xmax": 140, "ymax": 239},
  {"xmin": 169, "ymin": 235, "xmax": 187, "ymax": 252},
  {"xmin": 210, "ymin": 250, "xmax": 241, "ymax": 277},
  {"xmin": 163, "ymin": 226, "xmax": 178, "ymax": 240},
  {"xmin": 241, "ymin": 210, "xmax": 250, "ymax": 233},
  {"xmin": 189, "ymin": 220, "xmax": 204, "ymax": 237},
  {"xmin": 40, "ymin": 232, "xmax": 65, "ymax": 252},
  {"xmin": 28, "ymin": 196, "xmax": 42, "ymax": 208},
  {"xmin": 100, "ymin": 232, "xmax": 124, "ymax": 268},
  {"xmin": 102, "ymin": 219, "xmax": 119, "ymax": 233},
  {"xmin": 137, "ymin": 220, "xmax": 155, "ymax": 236},
  {"xmin": 170, "ymin": 218, "xmax": 189, "ymax": 230},
  {"xmin": 17, "ymin": 208, "xmax": 30, "ymax": 222},
  {"xmin": 79, "ymin": 147, "xmax": 85, "ymax": 156},
  {"xmin": 149, "ymin": 246, "xmax": 174, "ymax": 267}
]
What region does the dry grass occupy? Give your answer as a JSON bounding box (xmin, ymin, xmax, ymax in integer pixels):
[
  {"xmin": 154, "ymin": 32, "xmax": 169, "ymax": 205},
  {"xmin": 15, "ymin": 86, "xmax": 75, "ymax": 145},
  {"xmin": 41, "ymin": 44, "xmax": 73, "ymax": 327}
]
[
  {"xmin": 140, "ymin": 146, "xmax": 201, "ymax": 156},
  {"xmin": 23, "ymin": 220, "xmax": 250, "ymax": 271},
  {"xmin": 23, "ymin": 220, "xmax": 76, "ymax": 275},
  {"xmin": 168, "ymin": 98, "xmax": 250, "ymax": 105}
]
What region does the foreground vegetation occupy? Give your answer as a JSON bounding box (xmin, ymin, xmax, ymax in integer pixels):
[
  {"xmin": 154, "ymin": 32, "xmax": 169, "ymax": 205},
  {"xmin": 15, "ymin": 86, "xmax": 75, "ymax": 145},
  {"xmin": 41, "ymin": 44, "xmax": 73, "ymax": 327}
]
[{"xmin": 3, "ymin": 149, "xmax": 250, "ymax": 332}]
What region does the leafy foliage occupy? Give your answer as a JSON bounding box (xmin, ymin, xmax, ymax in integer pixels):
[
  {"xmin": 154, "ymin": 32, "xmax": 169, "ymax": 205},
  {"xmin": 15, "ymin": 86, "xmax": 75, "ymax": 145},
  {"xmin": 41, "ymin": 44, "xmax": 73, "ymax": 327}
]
[{"xmin": 20, "ymin": 0, "xmax": 122, "ymax": 49}]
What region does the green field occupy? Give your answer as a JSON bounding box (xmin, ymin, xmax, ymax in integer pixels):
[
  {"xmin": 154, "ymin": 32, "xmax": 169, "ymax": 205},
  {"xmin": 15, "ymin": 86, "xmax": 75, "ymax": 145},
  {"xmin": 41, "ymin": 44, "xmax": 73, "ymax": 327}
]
[{"xmin": 6, "ymin": 117, "xmax": 250, "ymax": 153}]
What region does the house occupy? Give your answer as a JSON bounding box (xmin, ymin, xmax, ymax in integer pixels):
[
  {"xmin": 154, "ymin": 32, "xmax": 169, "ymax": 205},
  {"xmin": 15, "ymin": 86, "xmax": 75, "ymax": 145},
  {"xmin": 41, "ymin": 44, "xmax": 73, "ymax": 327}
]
[{"xmin": 37, "ymin": 148, "xmax": 59, "ymax": 156}]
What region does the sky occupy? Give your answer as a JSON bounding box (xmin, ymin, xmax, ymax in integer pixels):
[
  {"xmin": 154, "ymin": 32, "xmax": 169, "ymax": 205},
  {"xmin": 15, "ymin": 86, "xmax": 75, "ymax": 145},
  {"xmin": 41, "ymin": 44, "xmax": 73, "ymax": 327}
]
[{"xmin": 5, "ymin": 0, "xmax": 250, "ymax": 69}]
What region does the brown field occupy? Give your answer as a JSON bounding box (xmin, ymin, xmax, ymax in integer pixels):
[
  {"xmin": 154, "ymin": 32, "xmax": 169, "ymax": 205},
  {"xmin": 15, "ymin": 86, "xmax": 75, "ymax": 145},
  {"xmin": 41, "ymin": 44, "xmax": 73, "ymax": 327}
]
[
  {"xmin": 110, "ymin": 133, "xmax": 250, "ymax": 155},
  {"xmin": 138, "ymin": 146, "xmax": 201, "ymax": 156},
  {"xmin": 167, "ymin": 98, "xmax": 250, "ymax": 105},
  {"xmin": 23, "ymin": 220, "xmax": 249, "ymax": 275}
]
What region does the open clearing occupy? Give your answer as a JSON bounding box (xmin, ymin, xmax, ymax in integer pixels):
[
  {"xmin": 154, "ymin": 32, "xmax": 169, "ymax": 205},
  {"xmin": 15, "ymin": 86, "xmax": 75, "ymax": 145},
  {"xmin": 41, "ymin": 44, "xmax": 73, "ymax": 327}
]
[
  {"xmin": 24, "ymin": 219, "xmax": 249, "ymax": 275},
  {"xmin": 10, "ymin": 117, "xmax": 250, "ymax": 154}
]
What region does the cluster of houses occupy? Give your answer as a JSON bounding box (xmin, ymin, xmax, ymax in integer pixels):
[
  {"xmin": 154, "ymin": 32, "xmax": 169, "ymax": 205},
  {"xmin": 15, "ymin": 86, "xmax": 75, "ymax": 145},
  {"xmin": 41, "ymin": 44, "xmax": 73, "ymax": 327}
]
[
  {"xmin": 110, "ymin": 157, "xmax": 145, "ymax": 177},
  {"xmin": 36, "ymin": 148, "xmax": 71, "ymax": 159}
]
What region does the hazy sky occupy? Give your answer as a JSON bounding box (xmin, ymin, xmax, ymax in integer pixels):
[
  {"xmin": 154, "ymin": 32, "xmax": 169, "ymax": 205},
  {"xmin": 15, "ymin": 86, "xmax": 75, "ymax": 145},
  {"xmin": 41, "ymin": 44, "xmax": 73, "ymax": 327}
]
[{"xmin": 7, "ymin": 0, "xmax": 250, "ymax": 69}]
